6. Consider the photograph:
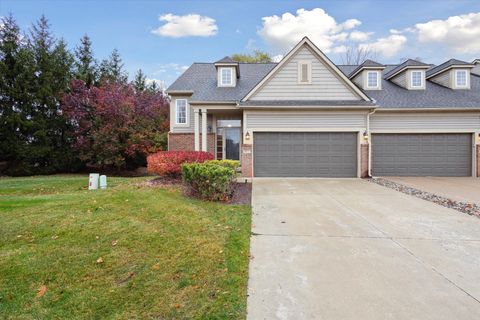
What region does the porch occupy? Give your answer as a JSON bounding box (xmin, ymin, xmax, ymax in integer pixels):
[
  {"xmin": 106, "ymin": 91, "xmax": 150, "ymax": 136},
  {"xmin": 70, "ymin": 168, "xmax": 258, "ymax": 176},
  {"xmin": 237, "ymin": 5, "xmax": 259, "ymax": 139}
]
[{"xmin": 192, "ymin": 107, "xmax": 244, "ymax": 161}]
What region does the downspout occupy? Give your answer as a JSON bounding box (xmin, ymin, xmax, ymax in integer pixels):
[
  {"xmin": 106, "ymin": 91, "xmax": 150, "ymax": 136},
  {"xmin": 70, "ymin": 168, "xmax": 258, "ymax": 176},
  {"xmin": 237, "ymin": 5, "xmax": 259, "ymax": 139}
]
[{"xmin": 367, "ymin": 104, "xmax": 377, "ymax": 178}]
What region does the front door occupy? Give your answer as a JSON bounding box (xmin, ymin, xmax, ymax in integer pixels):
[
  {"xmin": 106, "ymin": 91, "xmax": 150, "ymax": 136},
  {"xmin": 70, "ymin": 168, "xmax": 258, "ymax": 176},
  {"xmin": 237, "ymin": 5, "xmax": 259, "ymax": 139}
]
[{"xmin": 225, "ymin": 128, "xmax": 240, "ymax": 160}]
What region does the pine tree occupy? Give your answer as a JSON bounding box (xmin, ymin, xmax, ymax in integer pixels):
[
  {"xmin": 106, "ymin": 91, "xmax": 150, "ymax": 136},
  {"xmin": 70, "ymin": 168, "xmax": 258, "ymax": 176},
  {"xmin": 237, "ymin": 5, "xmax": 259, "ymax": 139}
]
[
  {"xmin": 99, "ymin": 48, "xmax": 127, "ymax": 83},
  {"xmin": 0, "ymin": 14, "xmax": 36, "ymax": 170},
  {"xmin": 133, "ymin": 69, "xmax": 147, "ymax": 91},
  {"xmin": 13, "ymin": 15, "xmax": 77, "ymax": 175},
  {"xmin": 74, "ymin": 34, "xmax": 96, "ymax": 86}
]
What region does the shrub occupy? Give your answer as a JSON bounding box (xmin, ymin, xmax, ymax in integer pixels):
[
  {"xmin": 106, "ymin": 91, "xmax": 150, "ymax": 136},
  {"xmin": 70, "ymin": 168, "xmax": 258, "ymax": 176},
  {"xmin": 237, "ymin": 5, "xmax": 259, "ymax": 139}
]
[
  {"xmin": 147, "ymin": 151, "xmax": 213, "ymax": 177},
  {"xmin": 182, "ymin": 162, "xmax": 237, "ymax": 201},
  {"xmin": 204, "ymin": 160, "xmax": 240, "ymax": 171}
]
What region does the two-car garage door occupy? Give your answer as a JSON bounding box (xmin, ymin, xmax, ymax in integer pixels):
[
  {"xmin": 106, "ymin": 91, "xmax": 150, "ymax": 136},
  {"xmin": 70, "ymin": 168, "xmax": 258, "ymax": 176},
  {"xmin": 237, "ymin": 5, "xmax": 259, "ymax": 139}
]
[
  {"xmin": 253, "ymin": 132, "xmax": 473, "ymax": 177},
  {"xmin": 254, "ymin": 132, "xmax": 357, "ymax": 177},
  {"xmin": 371, "ymin": 133, "xmax": 472, "ymax": 176}
]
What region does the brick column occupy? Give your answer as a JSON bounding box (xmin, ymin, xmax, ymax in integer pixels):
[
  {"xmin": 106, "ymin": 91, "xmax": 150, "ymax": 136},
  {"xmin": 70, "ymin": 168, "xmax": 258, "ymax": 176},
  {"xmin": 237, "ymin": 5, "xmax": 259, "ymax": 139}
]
[
  {"xmin": 241, "ymin": 144, "xmax": 253, "ymax": 177},
  {"xmin": 360, "ymin": 144, "xmax": 369, "ymax": 178},
  {"xmin": 477, "ymin": 145, "xmax": 480, "ymax": 178}
]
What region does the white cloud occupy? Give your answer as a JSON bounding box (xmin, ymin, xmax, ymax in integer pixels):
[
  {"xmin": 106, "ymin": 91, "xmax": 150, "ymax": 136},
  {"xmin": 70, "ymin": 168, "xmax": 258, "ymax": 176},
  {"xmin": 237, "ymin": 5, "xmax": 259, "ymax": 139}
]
[
  {"xmin": 152, "ymin": 13, "xmax": 218, "ymax": 38},
  {"xmin": 146, "ymin": 78, "xmax": 166, "ymax": 89},
  {"xmin": 359, "ymin": 34, "xmax": 407, "ymax": 57},
  {"xmin": 258, "ymin": 8, "xmax": 365, "ymax": 53},
  {"xmin": 271, "ymin": 54, "xmax": 284, "ymax": 62},
  {"xmin": 153, "ymin": 63, "xmax": 189, "ymax": 75},
  {"xmin": 414, "ymin": 12, "xmax": 480, "ymax": 53},
  {"xmin": 349, "ymin": 31, "xmax": 373, "ymax": 42},
  {"xmin": 332, "ymin": 45, "xmax": 348, "ymax": 54}
]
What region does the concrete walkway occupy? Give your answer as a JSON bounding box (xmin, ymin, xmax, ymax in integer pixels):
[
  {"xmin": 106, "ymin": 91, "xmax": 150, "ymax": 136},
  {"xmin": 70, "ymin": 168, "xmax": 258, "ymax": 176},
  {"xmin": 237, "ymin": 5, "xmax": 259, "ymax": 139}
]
[
  {"xmin": 385, "ymin": 177, "xmax": 480, "ymax": 205},
  {"xmin": 247, "ymin": 178, "xmax": 480, "ymax": 320}
]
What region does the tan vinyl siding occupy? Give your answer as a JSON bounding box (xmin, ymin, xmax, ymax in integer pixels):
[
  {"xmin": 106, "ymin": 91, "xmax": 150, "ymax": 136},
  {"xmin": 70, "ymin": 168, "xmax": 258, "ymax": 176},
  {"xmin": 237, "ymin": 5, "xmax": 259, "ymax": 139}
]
[
  {"xmin": 429, "ymin": 70, "xmax": 451, "ymax": 88},
  {"xmin": 352, "ymin": 73, "xmax": 363, "ymax": 87},
  {"xmin": 249, "ymin": 46, "xmax": 359, "ymax": 101},
  {"xmin": 370, "ymin": 112, "xmax": 480, "ymax": 131},
  {"xmin": 246, "ymin": 111, "xmax": 367, "ymax": 129},
  {"xmin": 391, "ymin": 72, "xmax": 407, "ymax": 88},
  {"xmin": 169, "ymin": 98, "xmax": 214, "ymax": 133}
]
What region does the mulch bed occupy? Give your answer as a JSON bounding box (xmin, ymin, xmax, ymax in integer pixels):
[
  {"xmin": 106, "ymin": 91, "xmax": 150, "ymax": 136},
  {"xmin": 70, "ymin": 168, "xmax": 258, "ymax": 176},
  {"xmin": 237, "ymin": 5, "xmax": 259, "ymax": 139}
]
[
  {"xmin": 369, "ymin": 177, "xmax": 480, "ymax": 218},
  {"xmin": 144, "ymin": 177, "xmax": 252, "ymax": 205},
  {"xmin": 228, "ymin": 182, "xmax": 252, "ymax": 205}
]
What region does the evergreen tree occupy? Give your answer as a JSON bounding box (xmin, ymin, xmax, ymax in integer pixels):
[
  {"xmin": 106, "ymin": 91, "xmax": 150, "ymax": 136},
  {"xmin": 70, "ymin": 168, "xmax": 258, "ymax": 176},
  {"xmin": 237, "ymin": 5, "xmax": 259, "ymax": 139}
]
[
  {"xmin": 133, "ymin": 69, "xmax": 147, "ymax": 91},
  {"xmin": 10, "ymin": 15, "xmax": 77, "ymax": 175},
  {"xmin": 0, "ymin": 14, "xmax": 36, "ymax": 170},
  {"xmin": 99, "ymin": 48, "xmax": 127, "ymax": 83},
  {"xmin": 74, "ymin": 34, "xmax": 97, "ymax": 86}
]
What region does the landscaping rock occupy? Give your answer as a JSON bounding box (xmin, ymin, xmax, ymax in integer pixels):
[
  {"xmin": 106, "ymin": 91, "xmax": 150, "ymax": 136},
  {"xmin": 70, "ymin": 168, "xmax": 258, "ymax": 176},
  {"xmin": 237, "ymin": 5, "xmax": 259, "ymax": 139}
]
[{"xmin": 369, "ymin": 177, "xmax": 480, "ymax": 218}]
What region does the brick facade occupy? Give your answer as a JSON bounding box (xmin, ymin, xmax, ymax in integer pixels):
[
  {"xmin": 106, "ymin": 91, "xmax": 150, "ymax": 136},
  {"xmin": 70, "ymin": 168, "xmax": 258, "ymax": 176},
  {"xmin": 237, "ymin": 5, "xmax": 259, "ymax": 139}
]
[
  {"xmin": 168, "ymin": 132, "xmax": 216, "ymax": 156},
  {"xmin": 241, "ymin": 144, "xmax": 253, "ymax": 177},
  {"xmin": 477, "ymin": 145, "xmax": 480, "ymax": 178},
  {"xmin": 360, "ymin": 144, "xmax": 369, "ymax": 178}
]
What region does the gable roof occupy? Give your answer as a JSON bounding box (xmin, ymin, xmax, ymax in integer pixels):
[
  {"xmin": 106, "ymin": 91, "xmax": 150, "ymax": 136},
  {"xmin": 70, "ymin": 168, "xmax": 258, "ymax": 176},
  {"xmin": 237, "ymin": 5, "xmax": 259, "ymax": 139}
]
[
  {"xmin": 167, "ymin": 63, "xmax": 276, "ymax": 102},
  {"xmin": 215, "ymin": 56, "xmax": 236, "ymax": 64},
  {"xmin": 348, "ymin": 59, "xmax": 386, "ymax": 78},
  {"xmin": 338, "ymin": 65, "xmax": 480, "ymax": 109},
  {"xmin": 384, "ymin": 59, "xmax": 430, "ymax": 79},
  {"xmin": 241, "ymin": 37, "xmax": 371, "ymax": 102},
  {"xmin": 426, "ymin": 58, "xmax": 474, "ymax": 78}
]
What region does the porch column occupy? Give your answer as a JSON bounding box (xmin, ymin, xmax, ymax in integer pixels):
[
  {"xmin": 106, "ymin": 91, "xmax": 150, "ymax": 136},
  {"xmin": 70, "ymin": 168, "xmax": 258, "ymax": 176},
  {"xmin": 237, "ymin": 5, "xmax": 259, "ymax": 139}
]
[
  {"xmin": 194, "ymin": 109, "xmax": 200, "ymax": 151},
  {"xmin": 201, "ymin": 108, "xmax": 207, "ymax": 152}
]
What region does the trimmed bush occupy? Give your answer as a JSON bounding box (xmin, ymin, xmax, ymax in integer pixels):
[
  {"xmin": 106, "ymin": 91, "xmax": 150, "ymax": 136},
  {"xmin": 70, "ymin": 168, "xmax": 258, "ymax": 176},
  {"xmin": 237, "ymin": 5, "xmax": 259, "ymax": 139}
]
[
  {"xmin": 204, "ymin": 160, "xmax": 240, "ymax": 171},
  {"xmin": 182, "ymin": 162, "xmax": 237, "ymax": 201},
  {"xmin": 147, "ymin": 151, "xmax": 213, "ymax": 177}
]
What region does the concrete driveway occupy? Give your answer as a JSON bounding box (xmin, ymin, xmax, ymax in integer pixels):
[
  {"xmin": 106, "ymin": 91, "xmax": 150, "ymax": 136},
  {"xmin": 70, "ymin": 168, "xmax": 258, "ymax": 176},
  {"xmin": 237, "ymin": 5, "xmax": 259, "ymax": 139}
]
[
  {"xmin": 247, "ymin": 178, "xmax": 480, "ymax": 320},
  {"xmin": 385, "ymin": 176, "xmax": 480, "ymax": 205}
]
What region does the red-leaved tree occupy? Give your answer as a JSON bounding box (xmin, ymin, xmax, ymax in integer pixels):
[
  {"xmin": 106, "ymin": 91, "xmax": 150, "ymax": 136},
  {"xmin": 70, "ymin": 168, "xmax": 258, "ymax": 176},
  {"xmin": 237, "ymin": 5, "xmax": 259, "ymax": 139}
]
[{"xmin": 62, "ymin": 80, "xmax": 169, "ymax": 169}]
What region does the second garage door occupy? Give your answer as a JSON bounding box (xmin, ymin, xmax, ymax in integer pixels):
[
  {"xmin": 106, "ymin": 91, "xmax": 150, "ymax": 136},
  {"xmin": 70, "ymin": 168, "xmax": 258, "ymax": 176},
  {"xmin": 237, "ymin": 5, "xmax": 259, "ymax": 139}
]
[
  {"xmin": 372, "ymin": 133, "xmax": 472, "ymax": 176},
  {"xmin": 254, "ymin": 132, "xmax": 357, "ymax": 177}
]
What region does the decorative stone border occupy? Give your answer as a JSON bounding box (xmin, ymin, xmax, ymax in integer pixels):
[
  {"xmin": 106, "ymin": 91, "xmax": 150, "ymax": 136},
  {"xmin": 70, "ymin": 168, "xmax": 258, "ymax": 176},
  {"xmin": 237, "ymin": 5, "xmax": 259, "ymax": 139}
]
[{"xmin": 369, "ymin": 177, "xmax": 480, "ymax": 218}]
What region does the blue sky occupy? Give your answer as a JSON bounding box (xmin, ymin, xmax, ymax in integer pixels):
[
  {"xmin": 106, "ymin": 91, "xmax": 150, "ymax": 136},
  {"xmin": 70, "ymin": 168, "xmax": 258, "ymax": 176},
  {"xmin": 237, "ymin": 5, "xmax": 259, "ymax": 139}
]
[{"xmin": 2, "ymin": 0, "xmax": 480, "ymax": 86}]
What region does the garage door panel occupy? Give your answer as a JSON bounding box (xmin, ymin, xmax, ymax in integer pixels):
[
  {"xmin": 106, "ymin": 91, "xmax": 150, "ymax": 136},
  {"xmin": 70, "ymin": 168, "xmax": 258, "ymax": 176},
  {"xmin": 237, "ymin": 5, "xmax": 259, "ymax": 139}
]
[
  {"xmin": 372, "ymin": 133, "xmax": 471, "ymax": 177},
  {"xmin": 254, "ymin": 132, "xmax": 357, "ymax": 177}
]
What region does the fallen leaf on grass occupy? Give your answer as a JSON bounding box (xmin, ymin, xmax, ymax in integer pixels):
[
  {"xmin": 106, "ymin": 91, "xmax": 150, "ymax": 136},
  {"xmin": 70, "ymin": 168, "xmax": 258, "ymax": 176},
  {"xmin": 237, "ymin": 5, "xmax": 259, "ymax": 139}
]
[
  {"xmin": 51, "ymin": 235, "xmax": 58, "ymax": 240},
  {"xmin": 36, "ymin": 284, "xmax": 47, "ymax": 298},
  {"xmin": 152, "ymin": 263, "xmax": 160, "ymax": 270},
  {"xmin": 96, "ymin": 257, "xmax": 104, "ymax": 264},
  {"xmin": 173, "ymin": 303, "xmax": 182, "ymax": 309},
  {"xmin": 111, "ymin": 240, "xmax": 118, "ymax": 246}
]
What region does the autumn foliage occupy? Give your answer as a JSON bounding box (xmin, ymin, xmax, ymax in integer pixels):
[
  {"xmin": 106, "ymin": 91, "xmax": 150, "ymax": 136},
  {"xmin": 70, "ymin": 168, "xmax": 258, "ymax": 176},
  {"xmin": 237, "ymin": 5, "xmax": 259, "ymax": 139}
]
[
  {"xmin": 62, "ymin": 80, "xmax": 169, "ymax": 169},
  {"xmin": 147, "ymin": 151, "xmax": 213, "ymax": 177}
]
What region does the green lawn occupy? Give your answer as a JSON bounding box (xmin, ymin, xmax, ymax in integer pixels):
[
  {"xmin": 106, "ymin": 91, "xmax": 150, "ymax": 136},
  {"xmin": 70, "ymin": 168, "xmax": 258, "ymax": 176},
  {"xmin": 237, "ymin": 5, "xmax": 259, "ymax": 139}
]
[{"xmin": 0, "ymin": 175, "xmax": 251, "ymax": 319}]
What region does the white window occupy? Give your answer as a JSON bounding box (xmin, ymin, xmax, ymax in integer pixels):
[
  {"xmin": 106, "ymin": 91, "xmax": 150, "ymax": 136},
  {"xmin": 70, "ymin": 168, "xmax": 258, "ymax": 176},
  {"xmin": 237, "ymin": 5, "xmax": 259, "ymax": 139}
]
[
  {"xmin": 366, "ymin": 71, "xmax": 379, "ymax": 88},
  {"xmin": 298, "ymin": 61, "xmax": 312, "ymax": 84},
  {"xmin": 455, "ymin": 70, "xmax": 468, "ymax": 87},
  {"xmin": 175, "ymin": 99, "xmax": 187, "ymax": 124},
  {"xmin": 411, "ymin": 71, "xmax": 423, "ymax": 87},
  {"xmin": 220, "ymin": 68, "xmax": 233, "ymax": 86}
]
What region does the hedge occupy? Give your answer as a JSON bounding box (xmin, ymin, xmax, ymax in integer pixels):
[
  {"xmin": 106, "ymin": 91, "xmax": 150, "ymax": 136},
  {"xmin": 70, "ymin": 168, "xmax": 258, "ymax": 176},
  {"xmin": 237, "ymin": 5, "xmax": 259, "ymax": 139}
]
[{"xmin": 147, "ymin": 151, "xmax": 213, "ymax": 177}]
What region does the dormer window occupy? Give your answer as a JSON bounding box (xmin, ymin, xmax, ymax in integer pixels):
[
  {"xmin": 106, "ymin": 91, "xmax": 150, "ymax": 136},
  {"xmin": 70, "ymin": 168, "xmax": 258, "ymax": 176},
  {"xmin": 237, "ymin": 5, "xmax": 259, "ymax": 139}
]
[
  {"xmin": 220, "ymin": 67, "xmax": 234, "ymax": 86},
  {"xmin": 455, "ymin": 70, "xmax": 468, "ymax": 87},
  {"xmin": 298, "ymin": 61, "xmax": 312, "ymax": 84},
  {"xmin": 366, "ymin": 71, "xmax": 379, "ymax": 89},
  {"xmin": 411, "ymin": 71, "xmax": 423, "ymax": 88}
]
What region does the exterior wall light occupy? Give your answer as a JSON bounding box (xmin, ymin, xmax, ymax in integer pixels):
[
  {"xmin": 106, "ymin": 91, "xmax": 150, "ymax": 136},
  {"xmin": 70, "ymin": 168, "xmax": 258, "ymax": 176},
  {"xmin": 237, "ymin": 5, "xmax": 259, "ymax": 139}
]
[
  {"xmin": 245, "ymin": 131, "xmax": 251, "ymax": 140},
  {"xmin": 363, "ymin": 131, "xmax": 369, "ymax": 141}
]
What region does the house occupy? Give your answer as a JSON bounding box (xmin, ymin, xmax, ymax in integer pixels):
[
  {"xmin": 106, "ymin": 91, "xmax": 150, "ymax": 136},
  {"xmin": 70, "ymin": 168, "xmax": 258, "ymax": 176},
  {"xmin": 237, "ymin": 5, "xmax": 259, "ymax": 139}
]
[{"xmin": 166, "ymin": 37, "xmax": 480, "ymax": 178}]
